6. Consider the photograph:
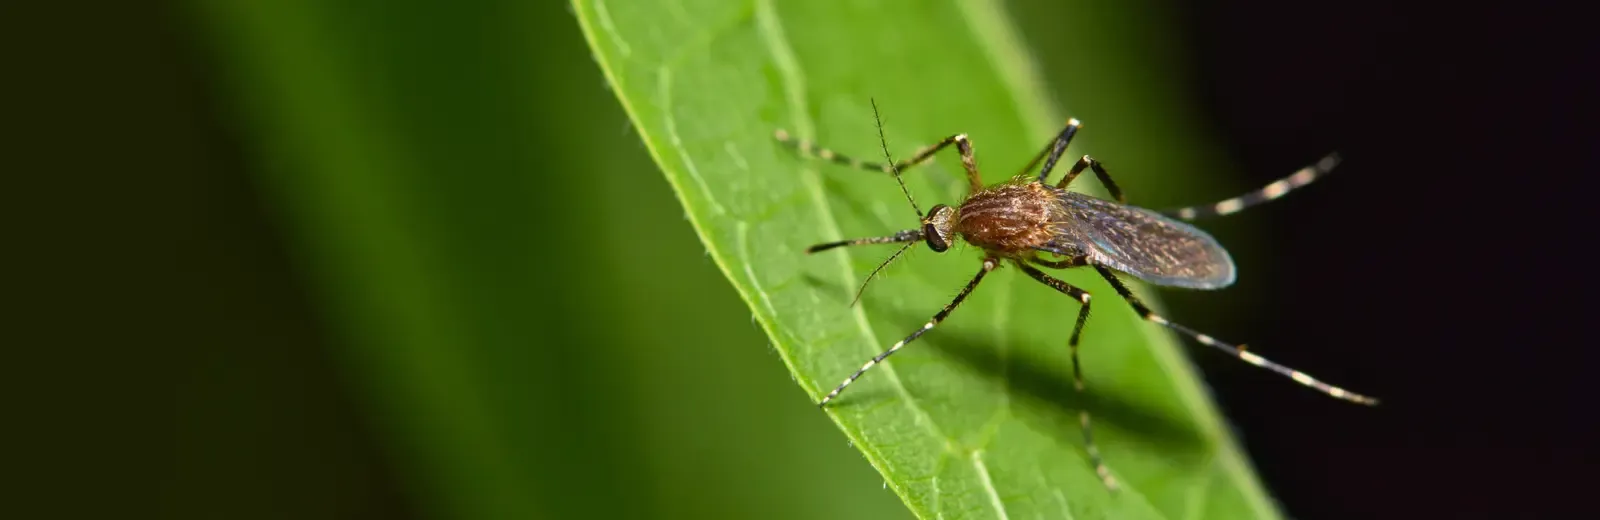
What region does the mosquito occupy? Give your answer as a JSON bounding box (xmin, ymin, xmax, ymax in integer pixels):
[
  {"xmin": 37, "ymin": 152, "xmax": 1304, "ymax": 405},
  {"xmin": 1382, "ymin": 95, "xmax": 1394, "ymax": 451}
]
[{"xmin": 774, "ymin": 100, "xmax": 1378, "ymax": 490}]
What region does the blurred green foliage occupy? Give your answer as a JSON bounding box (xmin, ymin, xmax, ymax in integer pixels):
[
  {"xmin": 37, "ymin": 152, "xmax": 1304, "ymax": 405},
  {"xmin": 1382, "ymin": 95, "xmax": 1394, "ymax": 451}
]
[
  {"xmin": 176, "ymin": 0, "xmax": 1273, "ymax": 518},
  {"xmin": 189, "ymin": 1, "xmax": 909, "ymax": 518}
]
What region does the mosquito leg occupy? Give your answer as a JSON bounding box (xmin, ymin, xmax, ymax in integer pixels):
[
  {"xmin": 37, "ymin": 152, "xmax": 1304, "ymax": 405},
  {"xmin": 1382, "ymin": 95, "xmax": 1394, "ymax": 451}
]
[
  {"xmin": 1031, "ymin": 254, "xmax": 1089, "ymax": 270},
  {"xmin": 1012, "ymin": 134, "xmax": 1053, "ymax": 180},
  {"xmin": 1055, "ymin": 155, "xmax": 1127, "ymax": 204},
  {"xmin": 773, "ymin": 129, "xmax": 985, "ymax": 193},
  {"xmin": 818, "ymin": 258, "xmax": 999, "ymax": 407},
  {"xmin": 1092, "ymin": 265, "xmax": 1379, "ymax": 405},
  {"xmin": 1031, "ymin": 118, "xmax": 1085, "ymax": 185},
  {"xmin": 1019, "ymin": 263, "xmax": 1120, "ymax": 491},
  {"xmin": 1160, "ymin": 152, "xmax": 1342, "ymax": 220}
]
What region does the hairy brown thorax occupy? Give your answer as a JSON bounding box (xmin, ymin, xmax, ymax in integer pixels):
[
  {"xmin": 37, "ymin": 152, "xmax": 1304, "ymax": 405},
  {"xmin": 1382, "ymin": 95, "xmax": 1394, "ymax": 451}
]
[{"xmin": 954, "ymin": 183, "xmax": 1057, "ymax": 256}]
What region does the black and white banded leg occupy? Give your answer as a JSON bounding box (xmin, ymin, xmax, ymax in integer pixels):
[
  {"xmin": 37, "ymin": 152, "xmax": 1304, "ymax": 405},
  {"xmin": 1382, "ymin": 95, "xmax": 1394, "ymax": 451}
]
[
  {"xmin": 1161, "ymin": 152, "xmax": 1342, "ymax": 220},
  {"xmin": 773, "ymin": 129, "xmax": 985, "ymax": 193},
  {"xmin": 1026, "ymin": 118, "xmax": 1085, "ymax": 185},
  {"xmin": 1056, "ymin": 155, "xmax": 1127, "ymax": 204},
  {"xmin": 1092, "ymin": 265, "xmax": 1378, "ymax": 405},
  {"xmin": 817, "ymin": 258, "xmax": 999, "ymax": 407},
  {"xmin": 1020, "ymin": 261, "xmax": 1120, "ymax": 491},
  {"xmin": 1031, "ymin": 254, "xmax": 1088, "ymax": 270}
]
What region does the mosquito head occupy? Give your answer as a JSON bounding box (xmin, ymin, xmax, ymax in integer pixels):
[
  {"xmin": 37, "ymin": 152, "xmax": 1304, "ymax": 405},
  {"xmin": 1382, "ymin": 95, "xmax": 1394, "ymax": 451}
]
[{"xmin": 921, "ymin": 204, "xmax": 957, "ymax": 252}]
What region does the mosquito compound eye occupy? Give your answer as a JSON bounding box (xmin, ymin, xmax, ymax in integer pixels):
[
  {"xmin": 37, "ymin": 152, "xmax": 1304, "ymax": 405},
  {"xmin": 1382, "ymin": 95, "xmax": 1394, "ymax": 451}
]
[
  {"xmin": 923, "ymin": 223, "xmax": 949, "ymax": 252},
  {"xmin": 920, "ymin": 204, "xmax": 955, "ymax": 252}
]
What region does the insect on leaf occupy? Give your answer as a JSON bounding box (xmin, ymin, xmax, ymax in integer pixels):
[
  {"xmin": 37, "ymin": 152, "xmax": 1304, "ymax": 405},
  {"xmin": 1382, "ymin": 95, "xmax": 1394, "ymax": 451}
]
[{"xmin": 573, "ymin": 1, "xmax": 1284, "ymax": 518}]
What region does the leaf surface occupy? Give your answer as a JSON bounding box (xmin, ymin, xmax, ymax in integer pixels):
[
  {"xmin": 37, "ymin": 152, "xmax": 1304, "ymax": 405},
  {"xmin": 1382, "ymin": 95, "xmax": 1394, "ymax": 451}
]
[{"xmin": 574, "ymin": 0, "xmax": 1283, "ymax": 518}]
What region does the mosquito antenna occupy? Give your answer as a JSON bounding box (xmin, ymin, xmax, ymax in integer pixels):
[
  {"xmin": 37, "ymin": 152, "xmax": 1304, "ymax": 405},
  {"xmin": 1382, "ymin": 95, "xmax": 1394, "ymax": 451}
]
[
  {"xmin": 871, "ymin": 98, "xmax": 922, "ymax": 218},
  {"xmin": 849, "ymin": 240, "xmax": 916, "ymax": 307}
]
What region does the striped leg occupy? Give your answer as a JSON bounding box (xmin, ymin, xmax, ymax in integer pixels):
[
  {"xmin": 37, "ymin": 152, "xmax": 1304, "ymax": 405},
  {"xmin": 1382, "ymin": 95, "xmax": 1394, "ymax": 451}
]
[
  {"xmin": 1031, "ymin": 254, "xmax": 1089, "ymax": 270},
  {"xmin": 1020, "ymin": 262, "xmax": 1119, "ymax": 491},
  {"xmin": 818, "ymin": 258, "xmax": 999, "ymax": 407},
  {"xmin": 1092, "ymin": 265, "xmax": 1379, "ymax": 405},
  {"xmin": 1055, "ymin": 155, "xmax": 1127, "ymax": 204},
  {"xmin": 1011, "ymin": 117, "xmax": 1088, "ymax": 182},
  {"xmin": 1161, "ymin": 152, "xmax": 1342, "ymax": 220},
  {"xmin": 773, "ymin": 129, "xmax": 985, "ymax": 193}
]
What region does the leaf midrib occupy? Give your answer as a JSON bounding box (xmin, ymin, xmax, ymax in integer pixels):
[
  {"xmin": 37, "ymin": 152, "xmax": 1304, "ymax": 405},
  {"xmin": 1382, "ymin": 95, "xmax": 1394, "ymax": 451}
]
[{"xmin": 752, "ymin": 0, "xmax": 960, "ymax": 516}]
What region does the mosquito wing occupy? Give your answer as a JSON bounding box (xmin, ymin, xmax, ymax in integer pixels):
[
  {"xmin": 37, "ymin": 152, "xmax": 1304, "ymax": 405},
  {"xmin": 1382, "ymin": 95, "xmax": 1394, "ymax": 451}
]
[{"xmin": 1044, "ymin": 188, "xmax": 1236, "ymax": 289}]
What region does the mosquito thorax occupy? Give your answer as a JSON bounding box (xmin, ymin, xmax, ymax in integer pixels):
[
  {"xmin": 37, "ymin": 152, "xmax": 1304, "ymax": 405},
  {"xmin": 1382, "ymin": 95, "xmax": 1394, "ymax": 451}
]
[{"xmin": 921, "ymin": 204, "xmax": 956, "ymax": 252}]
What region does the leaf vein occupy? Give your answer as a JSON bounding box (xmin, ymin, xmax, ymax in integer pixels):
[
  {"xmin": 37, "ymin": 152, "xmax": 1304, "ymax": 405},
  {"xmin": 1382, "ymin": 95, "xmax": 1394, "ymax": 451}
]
[
  {"xmin": 591, "ymin": 0, "xmax": 632, "ymax": 58},
  {"xmin": 1036, "ymin": 465, "xmax": 1076, "ymax": 520},
  {"xmin": 970, "ymin": 450, "xmax": 1012, "ymax": 520},
  {"xmin": 658, "ymin": 6, "xmax": 757, "ymax": 73},
  {"xmin": 736, "ymin": 222, "xmax": 781, "ymax": 324},
  {"xmin": 656, "ymin": 65, "xmax": 729, "ymax": 216}
]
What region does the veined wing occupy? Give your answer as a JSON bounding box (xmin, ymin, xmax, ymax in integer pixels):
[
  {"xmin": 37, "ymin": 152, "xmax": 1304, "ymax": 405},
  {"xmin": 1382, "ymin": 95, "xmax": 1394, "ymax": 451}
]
[{"xmin": 1044, "ymin": 188, "xmax": 1236, "ymax": 289}]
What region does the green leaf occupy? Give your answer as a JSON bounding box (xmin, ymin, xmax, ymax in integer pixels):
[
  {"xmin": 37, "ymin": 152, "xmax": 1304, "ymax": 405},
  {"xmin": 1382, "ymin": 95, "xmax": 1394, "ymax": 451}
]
[{"xmin": 574, "ymin": 1, "xmax": 1283, "ymax": 519}]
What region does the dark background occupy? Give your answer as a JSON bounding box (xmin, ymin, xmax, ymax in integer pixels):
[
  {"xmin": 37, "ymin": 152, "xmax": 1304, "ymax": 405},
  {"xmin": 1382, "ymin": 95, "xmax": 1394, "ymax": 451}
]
[
  {"xmin": 1168, "ymin": 1, "xmax": 1593, "ymax": 517},
  {"xmin": 10, "ymin": 1, "xmax": 1591, "ymax": 519}
]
